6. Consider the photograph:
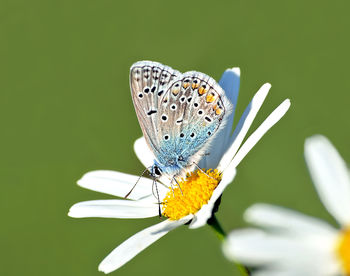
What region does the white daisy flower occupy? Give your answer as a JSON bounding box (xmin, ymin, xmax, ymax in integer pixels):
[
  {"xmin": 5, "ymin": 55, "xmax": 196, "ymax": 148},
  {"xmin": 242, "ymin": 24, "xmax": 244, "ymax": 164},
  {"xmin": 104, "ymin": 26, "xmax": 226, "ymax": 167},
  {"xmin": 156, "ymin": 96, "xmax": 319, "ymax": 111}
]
[
  {"xmin": 69, "ymin": 67, "xmax": 291, "ymax": 274},
  {"xmin": 223, "ymin": 135, "xmax": 350, "ymax": 276}
]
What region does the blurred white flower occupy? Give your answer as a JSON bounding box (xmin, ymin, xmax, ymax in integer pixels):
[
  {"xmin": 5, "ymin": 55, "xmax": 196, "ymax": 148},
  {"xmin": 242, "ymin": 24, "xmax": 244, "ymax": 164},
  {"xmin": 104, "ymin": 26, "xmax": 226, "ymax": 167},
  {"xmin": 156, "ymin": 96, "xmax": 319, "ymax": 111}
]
[
  {"xmin": 223, "ymin": 135, "xmax": 350, "ymax": 276},
  {"xmin": 69, "ymin": 68, "xmax": 290, "ymax": 274}
]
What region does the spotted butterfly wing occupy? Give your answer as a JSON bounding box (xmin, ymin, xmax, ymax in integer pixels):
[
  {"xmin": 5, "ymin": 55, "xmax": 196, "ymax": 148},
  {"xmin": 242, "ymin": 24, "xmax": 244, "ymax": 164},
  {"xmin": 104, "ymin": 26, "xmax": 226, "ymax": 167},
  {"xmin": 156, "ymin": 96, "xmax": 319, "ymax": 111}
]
[
  {"xmin": 130, "ymin": 61, "xmax": 233, "ymax": 177},
  {"xmin": 156, "ymin": 71, "xmax": 232, "ymax": 175},
  {"xmin": 130, "ymin": 61, "xmax": 180, "ymax": 154}
]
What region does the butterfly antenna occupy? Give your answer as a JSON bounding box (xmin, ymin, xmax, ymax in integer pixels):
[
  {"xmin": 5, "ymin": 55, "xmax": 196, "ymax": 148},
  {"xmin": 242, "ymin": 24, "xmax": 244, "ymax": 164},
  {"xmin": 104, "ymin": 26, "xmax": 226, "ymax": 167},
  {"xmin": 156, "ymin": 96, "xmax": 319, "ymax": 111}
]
[
  {"xmin": 124, "ymin": 166, "xmax": 152, "ymax": 199},
  {"xmin": 192, "ymin": 162, "xmax": 216, "ymax": 180}
]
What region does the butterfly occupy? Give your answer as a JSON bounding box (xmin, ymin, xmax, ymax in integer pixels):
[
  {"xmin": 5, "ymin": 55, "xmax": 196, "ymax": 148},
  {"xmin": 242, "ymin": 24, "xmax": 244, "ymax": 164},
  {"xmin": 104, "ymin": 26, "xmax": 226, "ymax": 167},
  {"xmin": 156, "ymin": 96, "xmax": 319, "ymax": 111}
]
[{"xmin": 130, "ymin": 61, "xmax": 233, "ymax": 182}]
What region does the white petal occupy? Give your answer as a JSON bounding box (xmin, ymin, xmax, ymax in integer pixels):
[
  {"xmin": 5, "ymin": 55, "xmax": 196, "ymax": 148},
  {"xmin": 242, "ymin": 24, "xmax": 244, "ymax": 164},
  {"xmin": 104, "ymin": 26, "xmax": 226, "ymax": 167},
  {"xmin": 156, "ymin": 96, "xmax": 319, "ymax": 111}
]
[
  {"xmin": 77, "ymin": 170, "xmax": 155, "ymax": 200},
  {"xmin": 217, "ymin": 83, "xmax": 271, "ymax": 171},
  {"xmin": 189, "ymin": 162, "xmax": 237, "ymax": 229},
  {"xmin": 252, "ymin": 267, "xmax": 328, "ymax": 276},
  {"xmin": 253, "ymin": 269, "xmax": 301, "ymax": 276},
  {"xmin": 223, "ymin": 228, "xmax": 299, "ymax": 266},
  {"xmin": 200, "ymin": 68, "xmax": 241, "ymax": 169},
  {"xmin": 68, "ymin": 199, "xmax": 159, "ymax": 219},
  {"xmin": 223, "ymin": 228, "xmax": 338, "ymax": 275},
  {"xmin": 228, "ymin": 99, "xmax": 291, "ymax": 169},
  {"xmin": 244, "ymin": 203, "xmax": 336, "ymax": 235},
  {"xmin": 98, "ymin": 216, "xmax": 192, "ymax": 273},
  {"xmin": 305, "ymin": 135, "xmax": 350, "ymax": 226},
  {"xmin": 134, "ymin": 137, "xmax": 155, "ymax": 168},
  {"xmin": 219, "ymin": 67, "xmax": 240, "ymax": 120},
  {"xmin": 133, "ymin": 137, "xmax": 170, "ymax": 185}
]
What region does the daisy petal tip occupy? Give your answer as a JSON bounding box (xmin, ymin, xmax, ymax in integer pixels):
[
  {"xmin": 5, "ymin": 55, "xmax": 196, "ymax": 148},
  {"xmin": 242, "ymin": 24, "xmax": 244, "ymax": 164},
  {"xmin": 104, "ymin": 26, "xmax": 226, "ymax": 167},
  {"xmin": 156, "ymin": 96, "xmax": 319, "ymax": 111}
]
[
  {"xmin": 67, "ymin": 206, "xmax": 80, "ymax": 218},
  {"xmin": 283, "ymin": 98, "xmax": 291, "ymax": 108},
  {"xmin": 76, "ymin": 178, "xmax": 84, "ymax": 187},
  {"xmin": 133, "ymin": 136, "xmax": 145, "ymax": 152},
  {"xmin": 230, "ymin": 67, "xmax": 240, "ymax": 76},
  {"xmin": 98, "ymin": 263, "xmax": 112, "ymax": 274},
  {"xmin": 277, "ymin": 99, "xmax": 291, "ymax": 116},
  {"xmin": 67, "ymin": 210, "xmax": 76, "ymax": 218},
  {"xmin": 304, "ymin": 134, "xmax": 327, "ymax": 148},
  {"xmin": 262, "ymin": 82, "xmax": 272, "ymax": 90},
  {"xmin": 243, "ymin": 203, "xmax": 281, "ymax": 225},
  {"xmin": 254, "ymin": 83, "xmax": 271, "ymax": 100}
]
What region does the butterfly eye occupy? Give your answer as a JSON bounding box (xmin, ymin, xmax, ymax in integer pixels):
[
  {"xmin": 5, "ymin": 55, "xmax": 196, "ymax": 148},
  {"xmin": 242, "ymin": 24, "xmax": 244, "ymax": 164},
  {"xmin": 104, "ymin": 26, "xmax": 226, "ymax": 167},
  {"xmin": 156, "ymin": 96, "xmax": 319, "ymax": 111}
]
[{"xmin": 154, "ymin": 166, "xmax": 162, "ymax": 177}]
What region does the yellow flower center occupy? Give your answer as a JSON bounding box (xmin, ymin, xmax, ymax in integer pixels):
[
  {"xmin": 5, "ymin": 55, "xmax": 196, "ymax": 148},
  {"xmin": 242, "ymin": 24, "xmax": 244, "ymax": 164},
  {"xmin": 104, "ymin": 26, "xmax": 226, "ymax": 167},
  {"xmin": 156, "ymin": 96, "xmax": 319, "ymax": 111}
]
[
  {"xmin": 161, "ymin": 169, "xmax": 221, "ymax": 220},
  {"xmin": 336, "ymin": 227, "xmax": 350, "ymax": 275}
]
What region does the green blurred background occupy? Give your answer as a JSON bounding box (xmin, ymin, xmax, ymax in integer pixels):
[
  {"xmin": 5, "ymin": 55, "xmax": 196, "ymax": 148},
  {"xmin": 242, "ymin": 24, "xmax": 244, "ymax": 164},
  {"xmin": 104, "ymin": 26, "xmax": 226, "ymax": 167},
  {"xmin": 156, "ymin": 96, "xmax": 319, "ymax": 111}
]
[{"xmin": 2, "ymin": 0, "xmax": 350, "ymax": 275}]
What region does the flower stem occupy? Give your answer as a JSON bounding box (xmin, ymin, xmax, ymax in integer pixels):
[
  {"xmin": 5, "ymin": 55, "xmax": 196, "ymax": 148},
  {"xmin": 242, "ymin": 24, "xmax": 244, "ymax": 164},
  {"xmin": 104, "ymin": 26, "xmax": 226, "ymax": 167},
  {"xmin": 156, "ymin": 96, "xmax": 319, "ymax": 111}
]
[
  {"xmin": 207, "ymin": 215, "xmax": 250, "ymax": 276},
  {"xmin": 207, "ymin": 214, "xmax": 226, "ymax": 240}
]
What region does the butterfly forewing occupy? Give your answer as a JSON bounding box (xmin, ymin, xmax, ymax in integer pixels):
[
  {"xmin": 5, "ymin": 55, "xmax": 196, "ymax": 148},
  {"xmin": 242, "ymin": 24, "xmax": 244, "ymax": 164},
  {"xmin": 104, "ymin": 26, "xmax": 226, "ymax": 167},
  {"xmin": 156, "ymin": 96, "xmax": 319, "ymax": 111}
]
[{"xmin": 130, "ymin": 61, "xmax": 180, "ymax": 153}]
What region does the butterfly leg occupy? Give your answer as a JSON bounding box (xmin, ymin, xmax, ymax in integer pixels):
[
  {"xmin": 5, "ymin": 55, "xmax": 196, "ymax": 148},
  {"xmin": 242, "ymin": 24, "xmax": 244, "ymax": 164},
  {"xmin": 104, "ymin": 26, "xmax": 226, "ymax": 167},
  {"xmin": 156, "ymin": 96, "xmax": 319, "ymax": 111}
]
[
  {"xmin": 152, "ymin": 179, "xmax": 162, "ymax": 218},
  {"xmin": 192, "ymin": 162, "xmax": 216, "ymax": 180},
  {"xmin": 172, "ymin": 176, "xmax": 184, "ymax": 196},
  {"xmin": 169, "ymin": 181, "xmax": 175, "ymax": 197}
]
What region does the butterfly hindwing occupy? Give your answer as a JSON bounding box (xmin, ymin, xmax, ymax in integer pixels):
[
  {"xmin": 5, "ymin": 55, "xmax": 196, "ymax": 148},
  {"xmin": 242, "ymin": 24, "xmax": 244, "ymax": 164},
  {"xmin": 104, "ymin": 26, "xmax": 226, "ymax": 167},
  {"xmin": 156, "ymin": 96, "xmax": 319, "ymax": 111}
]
[{"xmin": 156, "ymin": 71, "xmax": 232, "ymax": 171}]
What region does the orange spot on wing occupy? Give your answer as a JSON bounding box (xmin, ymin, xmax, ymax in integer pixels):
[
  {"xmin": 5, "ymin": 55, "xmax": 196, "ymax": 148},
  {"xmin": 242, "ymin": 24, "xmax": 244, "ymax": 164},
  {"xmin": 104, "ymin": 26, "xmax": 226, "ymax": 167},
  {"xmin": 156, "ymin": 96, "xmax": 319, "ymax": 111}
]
[
  {"xmin": 215, "ymin": 108, "xmax": 222, "ymax": 115},
  {"xmin": 192, "ymin": 83, "xmax": 199, "ymax": 89},
  {"xmin": 206, "ymin": 93, "xmax": 215, "ymax": 103},
  {"xmin": 198, "ymin": 86, "xmax": 206, "ymax": 95}
]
